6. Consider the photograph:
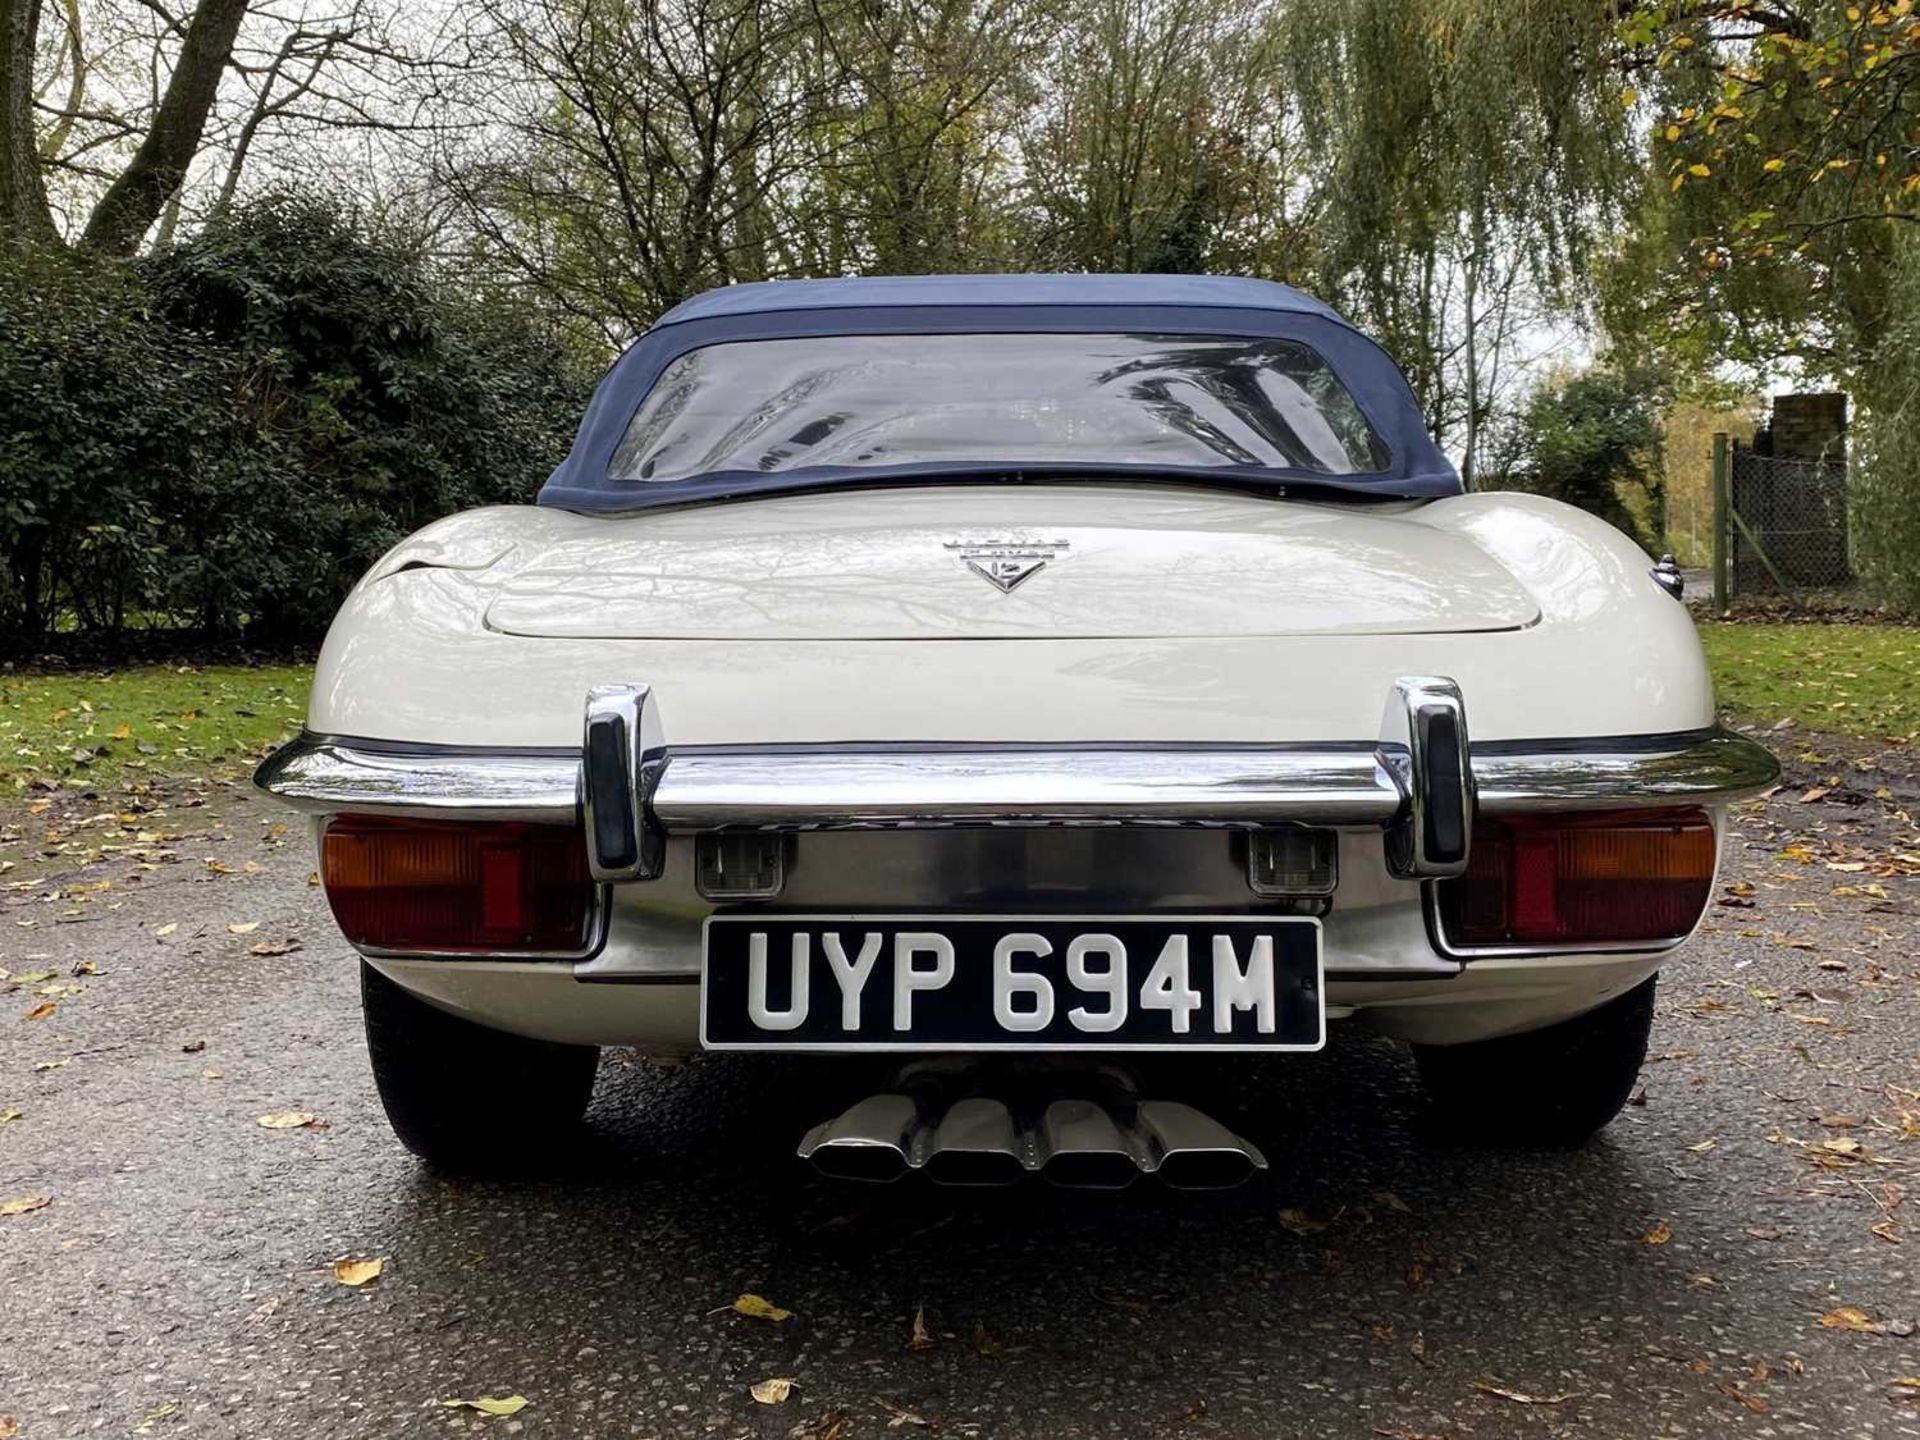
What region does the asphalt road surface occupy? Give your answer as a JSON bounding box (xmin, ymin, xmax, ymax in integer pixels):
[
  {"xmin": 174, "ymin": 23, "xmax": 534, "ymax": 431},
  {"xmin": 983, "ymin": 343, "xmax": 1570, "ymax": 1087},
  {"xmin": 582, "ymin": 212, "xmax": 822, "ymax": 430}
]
[{"xmin": 3, "ymin": 731, "xmax": 1918, "ymax": 1439}]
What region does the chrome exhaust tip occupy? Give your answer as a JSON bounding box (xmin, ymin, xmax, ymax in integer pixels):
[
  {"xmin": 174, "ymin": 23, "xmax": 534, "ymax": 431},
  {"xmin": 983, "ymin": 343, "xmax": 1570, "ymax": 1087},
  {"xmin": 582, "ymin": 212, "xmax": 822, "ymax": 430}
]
[
  {"xmin": 922, "ymin": 1097, "xmax": 1026, "ymax": 1186},
  {"xmin": 1037, "ymin": 1098, "xmax": 1144, "ymax": 1190},
  {"xmin": 797, "ymin": 1093, "xmax": 920, "ymax": 1184},
  {"xmin": 1137, "ymin": 1100, "xmax": 1269, "ymax": 1191},
  {"xmin": 797, "ymin": 1090, "xmax": 1267, "ymax": 1191}
]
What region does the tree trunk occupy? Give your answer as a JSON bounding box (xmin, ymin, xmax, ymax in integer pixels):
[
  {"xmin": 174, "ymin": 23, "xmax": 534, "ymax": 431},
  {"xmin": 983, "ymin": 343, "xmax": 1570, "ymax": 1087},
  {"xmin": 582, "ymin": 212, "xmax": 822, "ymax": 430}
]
[
  {"xmin": 80, "ymin": 0, "xmax": 249, "ymax": 254},
  {"xmin": 0, "ymin": 0, "xmax": 59, "ymax": 243}
]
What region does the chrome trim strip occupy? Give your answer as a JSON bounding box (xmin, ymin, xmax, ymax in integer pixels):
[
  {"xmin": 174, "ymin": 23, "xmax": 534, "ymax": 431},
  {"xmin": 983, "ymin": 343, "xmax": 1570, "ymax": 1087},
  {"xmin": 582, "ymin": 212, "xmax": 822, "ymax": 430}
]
[
  {"xmin": 652, "ymin": 747, "xmax": 1403, "ymax": 829},
  {"xmin": 255, "ymin": 727, "xmax": 1778, "ymax": 828},
  {"xmin": 1473, "ymin": 731, "xmax": 1778, "ymax": 812},
  {"xmin": 253, "ymin": 738, "xmax": 579, "ymax": 820}
]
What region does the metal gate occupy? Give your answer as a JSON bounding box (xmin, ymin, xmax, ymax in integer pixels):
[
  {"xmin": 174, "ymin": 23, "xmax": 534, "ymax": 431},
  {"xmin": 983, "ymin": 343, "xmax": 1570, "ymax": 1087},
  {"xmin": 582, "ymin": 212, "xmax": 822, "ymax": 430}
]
[{"xmin": 1718, "ymin": 440, "xmax": 1851, "ymax": 598}]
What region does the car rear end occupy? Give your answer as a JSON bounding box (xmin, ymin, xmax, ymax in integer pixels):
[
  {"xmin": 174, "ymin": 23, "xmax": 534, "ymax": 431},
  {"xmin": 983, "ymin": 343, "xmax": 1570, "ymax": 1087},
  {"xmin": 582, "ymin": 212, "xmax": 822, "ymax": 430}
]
[{"xmin": 257, "ymin": 488, "xmax": 1775, "ymax": 1181}]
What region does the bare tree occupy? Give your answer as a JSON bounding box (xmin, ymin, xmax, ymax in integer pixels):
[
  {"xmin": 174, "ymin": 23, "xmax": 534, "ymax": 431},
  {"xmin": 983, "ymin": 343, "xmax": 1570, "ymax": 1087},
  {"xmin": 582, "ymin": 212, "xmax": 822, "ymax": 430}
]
[
  {"xmin": 78, "ymin": 0, "xmax": 246, "ymax": 249},
  {"xmin": 3, "ymin": 0, "xmax": 472, "ymax": 251},
  {"xmin": 1, "ymin": 0, "xmax": 62, "ymax": 239}
]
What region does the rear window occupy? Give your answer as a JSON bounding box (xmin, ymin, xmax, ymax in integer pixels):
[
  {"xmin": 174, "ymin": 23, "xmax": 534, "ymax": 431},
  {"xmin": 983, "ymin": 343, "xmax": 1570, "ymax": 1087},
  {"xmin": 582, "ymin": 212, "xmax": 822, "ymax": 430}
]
[{"xmin": 607, "ymin": 332, "xmax": 1389, "ymax": 483}]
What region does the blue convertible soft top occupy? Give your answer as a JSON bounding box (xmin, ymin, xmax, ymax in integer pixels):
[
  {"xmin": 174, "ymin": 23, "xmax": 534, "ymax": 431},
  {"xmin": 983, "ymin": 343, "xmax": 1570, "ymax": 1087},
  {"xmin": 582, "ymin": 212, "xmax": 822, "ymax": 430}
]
[{"xmin": 538, "ymin": 274, "xmax": 1460, "ymax": 511}]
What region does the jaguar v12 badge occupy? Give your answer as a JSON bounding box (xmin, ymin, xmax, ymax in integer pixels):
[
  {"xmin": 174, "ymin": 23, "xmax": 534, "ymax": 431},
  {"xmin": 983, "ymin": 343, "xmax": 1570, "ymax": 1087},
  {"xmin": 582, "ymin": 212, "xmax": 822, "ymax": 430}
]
[{"xmin": 944, "ymin": 537, "xmax": 1070, "ymax": 593}]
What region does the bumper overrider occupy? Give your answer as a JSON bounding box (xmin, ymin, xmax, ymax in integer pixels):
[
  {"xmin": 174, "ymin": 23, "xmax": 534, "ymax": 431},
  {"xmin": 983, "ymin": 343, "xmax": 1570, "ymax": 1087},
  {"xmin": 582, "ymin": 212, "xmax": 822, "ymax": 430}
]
[{"xmin": 257, "ymin": 676, "xmax": 1778, "ymax": 980}]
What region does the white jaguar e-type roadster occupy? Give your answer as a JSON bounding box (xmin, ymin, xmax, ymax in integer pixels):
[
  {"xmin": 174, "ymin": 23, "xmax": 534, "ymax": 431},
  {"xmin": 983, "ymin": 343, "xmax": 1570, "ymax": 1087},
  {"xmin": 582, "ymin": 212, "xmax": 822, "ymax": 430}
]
[{"xmin": 257, "ymin": 274, "xmax": 1776, "ymax": 1186}]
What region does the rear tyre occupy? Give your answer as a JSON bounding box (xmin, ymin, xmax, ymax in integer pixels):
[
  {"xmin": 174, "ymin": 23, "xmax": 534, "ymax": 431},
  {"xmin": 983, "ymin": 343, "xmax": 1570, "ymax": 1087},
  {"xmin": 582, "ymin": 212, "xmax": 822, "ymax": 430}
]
[
  {"xmin": 1412, "ymin": 977, "xmax": 1657, "ymax": 1146},
  {"xmin": 361, "ymin": 962, "xmax": 600, "ymax": 1172}
]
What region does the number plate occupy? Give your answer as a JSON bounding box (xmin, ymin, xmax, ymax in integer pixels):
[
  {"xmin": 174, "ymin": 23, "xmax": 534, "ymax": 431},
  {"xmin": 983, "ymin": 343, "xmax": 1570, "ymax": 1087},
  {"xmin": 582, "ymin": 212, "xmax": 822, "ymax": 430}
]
[{"xmin": 700, "ymin": 914, "xmax": 1324, "ymax": 1052}]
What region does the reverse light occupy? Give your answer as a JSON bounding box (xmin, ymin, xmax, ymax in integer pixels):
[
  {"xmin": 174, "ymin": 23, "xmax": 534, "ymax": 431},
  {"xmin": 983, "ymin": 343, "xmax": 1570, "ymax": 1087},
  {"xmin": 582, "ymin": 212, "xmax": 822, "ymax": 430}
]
[
  {"xmin": 1435, "ymin": 809, "xmax": 1715, "ymax": 951},
  {"xmin": 321, "ymin": 816, "xmax": 598, "ymax": 955}
]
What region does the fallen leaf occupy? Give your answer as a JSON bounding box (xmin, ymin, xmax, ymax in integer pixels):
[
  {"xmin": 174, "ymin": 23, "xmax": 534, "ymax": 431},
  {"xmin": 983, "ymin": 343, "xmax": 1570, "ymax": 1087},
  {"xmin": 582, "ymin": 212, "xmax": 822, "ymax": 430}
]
[
  {"xmin": 438, "ymin": 1396, "xmax": 528, "ymax": 1417},
  {"xmin": 749, "ymin": 1378, "xmax": 795, "ymax": 1405},
  {"xmin": 908, "ymin": 1305, "xmax": 935, "ymax": 1352},
  {"xmin": 1819, "ymin": 1306, "xmax": 1883, "ymax": 1333},
  {"xmin": 1643, "ymin": 1218, "xmax": 1674, "ymax": 1245},
  {"xmin": 971, "ymin": 1320, "xmax": 1003, "ymax": 1356},
  {"xmin": 733, "ymin": 1293, "xmax": 793, "ymax": 1322},
  {"xmin": 256, "ymin": 1110, "xmax": 316, "ymax": 1130},
  {"xmin": 0, "ymin": 1195, "xmax": 51, "ymax": 1217},
  {"xmin": 1717, "ymin": 1379, "xmax": 1770, "ymax": 1414},
  {"xmin": 226, "ymin": 921, "xmax": 259, "ymax": 935},
  {"xmin": 153, "ymin": 922, "xmax": 177, "ymax": 938},
  {"xmin": 1800, "ymin": 786, "xmax": 1832, "ymax": 803},
  {"xmin": 0, "ymin": 1415, "xmax": 17, "ymax": 1439},
  {"xmin": 134, "ymin": 1400, "xmax": 178, "ymax": 1431},
  {"xmin": 23, "ymin": 1001, "xmax": 55, "ymax": 1021},
  {"xmin": 876, "ymin": 1397, "xmax": 932, "ymax": 1428},
  {"xmin": 1372, "ymin": 1190, "xmax": 1411, "ymax": 1213},
  {"xmin": 0, "ymin": 1108, "xmax": 19, "ymax": 1125},
  {"xmin": 332, "ymin": 1257, "xmax": 384, "ymax": 1286},
  {"xmin": 1687, "ymin": 1139, "xmax": 1717, "ymax": 1153},
  {"xmin": 1474, "ymin": 1379, "xmax": 1579, "ymax": 1405},
  {"xmin": 248, "ymin": 938, "xmax": 300, "ymax": 957},
  {"xmin": 1276, "ymin": 1206, "xmax": 1328, "ymax": 1235},
  {"xmin": 32, "ymin": 1058, "xmax": 68, "ymax": 1072}
]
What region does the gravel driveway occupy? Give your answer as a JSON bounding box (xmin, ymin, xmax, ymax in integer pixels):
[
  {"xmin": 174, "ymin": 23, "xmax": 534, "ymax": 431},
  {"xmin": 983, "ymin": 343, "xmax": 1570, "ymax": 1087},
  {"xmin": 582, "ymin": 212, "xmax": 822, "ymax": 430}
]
[{"xmin": 2, "ymin": 731, "xmax": 1917, "ymax": 1439}]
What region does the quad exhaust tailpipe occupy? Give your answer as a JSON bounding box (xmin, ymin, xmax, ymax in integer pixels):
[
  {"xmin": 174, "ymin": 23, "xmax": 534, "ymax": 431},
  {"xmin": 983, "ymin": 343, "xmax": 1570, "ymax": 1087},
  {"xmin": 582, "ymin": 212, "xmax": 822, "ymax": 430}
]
[{"xmin": 798, "ymin": 1089, "xmax": 1267, "ymax": 1191}]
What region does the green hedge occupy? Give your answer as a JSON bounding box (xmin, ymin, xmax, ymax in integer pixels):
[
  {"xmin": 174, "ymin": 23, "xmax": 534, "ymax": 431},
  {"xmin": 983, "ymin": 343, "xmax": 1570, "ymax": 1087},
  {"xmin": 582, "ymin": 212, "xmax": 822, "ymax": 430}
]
[{"xmin": 0, "ymin": 196, "xmax": 592, "ymax": 643}]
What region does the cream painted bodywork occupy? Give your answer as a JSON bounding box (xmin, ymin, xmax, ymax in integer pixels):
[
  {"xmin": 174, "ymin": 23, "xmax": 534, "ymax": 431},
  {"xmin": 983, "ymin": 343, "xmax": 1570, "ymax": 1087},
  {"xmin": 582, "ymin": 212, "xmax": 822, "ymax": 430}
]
[{"xmin": 310, "ymin": 483, "xmax": 1720, "ymax": 1050}]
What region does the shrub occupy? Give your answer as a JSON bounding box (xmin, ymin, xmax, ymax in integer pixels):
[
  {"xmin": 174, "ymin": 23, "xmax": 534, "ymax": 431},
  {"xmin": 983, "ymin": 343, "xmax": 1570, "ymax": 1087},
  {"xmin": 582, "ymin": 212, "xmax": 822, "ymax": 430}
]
[
  {"xmin": 1487, "ymin": 367, "xmax": 1667, "ymax": 551},
  {"xmin": 1852, "ymin": 233, "xmax": 1920, "ymax": 615},
  {"xmin": 0, "ymin": 194, "xmax": 594, "ymax": 644},
  {"xmin": 0, "ymin": 247, "xmax": 227, "ymax": 636}
]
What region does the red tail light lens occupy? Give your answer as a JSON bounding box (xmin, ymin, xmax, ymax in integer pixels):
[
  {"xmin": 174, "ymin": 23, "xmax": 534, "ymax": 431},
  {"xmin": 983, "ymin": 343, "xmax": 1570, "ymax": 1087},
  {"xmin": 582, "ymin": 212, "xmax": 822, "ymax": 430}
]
[
  {"xmin": 1437, "ymin": 809, "xmax": 1715, "ymax": 951},
  {"xmin": 321, "ymin": 816, "xmax": 597, "ymax": 955}
]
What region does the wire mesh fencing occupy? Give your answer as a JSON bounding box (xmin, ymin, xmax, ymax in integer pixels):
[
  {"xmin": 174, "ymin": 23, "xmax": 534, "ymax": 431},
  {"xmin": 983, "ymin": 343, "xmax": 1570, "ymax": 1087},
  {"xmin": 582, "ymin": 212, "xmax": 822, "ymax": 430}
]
[{"xmin": 1727, "ymin": 443, "xmax": 1851, "ymax": 594}]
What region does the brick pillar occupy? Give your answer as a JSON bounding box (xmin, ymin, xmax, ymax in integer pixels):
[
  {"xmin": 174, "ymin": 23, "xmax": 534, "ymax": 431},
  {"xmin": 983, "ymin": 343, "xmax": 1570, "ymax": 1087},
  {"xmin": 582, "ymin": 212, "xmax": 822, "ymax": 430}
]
[{"xmin": 1768, "ymin": 392, "xmax": 1847, "ymax": 463}]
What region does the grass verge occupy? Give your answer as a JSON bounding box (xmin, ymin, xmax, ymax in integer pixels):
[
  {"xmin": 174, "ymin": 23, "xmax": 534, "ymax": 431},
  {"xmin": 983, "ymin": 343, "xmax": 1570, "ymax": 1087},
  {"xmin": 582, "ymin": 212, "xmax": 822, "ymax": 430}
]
[
  {"xmin": 1, "ymin": 663, "xmax": 310, "ymax": 792},
  {"xmin": 1697, "ymin": 621, "xmax": 1920, "ymax": 738}
]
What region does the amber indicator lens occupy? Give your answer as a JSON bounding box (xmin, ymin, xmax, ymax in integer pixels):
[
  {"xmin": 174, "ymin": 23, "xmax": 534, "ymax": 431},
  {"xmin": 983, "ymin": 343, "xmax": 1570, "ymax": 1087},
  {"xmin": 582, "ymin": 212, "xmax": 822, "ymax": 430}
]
[
  {"xmin": 321, "ymin": 816, "xmax": 594, "ymax": 954},
  {"xmin": 1438, "ymin": 809, "xmax": 1715, "ymax": 949}
]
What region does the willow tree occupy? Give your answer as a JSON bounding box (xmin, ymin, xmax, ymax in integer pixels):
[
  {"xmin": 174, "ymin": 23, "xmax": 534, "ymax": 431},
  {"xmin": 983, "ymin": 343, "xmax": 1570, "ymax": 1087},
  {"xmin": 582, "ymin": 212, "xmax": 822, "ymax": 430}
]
[
  {"xmin": 1278, "ymin": 0, "xmax": 1634, "ymax": 481},
  {"xmin": 788, "ymin": 0, "xmax": 1052, "ymax": 276},
  {"xmin": 1017, "ymin": 0, "xmax": 1316, "ymax": 279}
]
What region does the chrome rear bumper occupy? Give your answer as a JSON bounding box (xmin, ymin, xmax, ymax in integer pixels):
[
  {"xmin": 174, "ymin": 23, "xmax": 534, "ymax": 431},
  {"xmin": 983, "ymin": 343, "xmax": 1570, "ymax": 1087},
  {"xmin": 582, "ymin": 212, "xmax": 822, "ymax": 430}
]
[{"xmin": 255, "ymin": 725, "xmax": 1778, "ymax": 832}]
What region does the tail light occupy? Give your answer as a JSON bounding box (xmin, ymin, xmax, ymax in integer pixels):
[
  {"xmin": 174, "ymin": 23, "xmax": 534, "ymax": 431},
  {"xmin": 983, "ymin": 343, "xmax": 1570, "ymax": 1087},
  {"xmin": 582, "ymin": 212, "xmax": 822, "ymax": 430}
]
[
  {"xmin": 1435, "ymin": 808, "xmax": 1715, "ymax": 951},
  {"xmin": 321, "ymin": 816, "xmax": 598, "ymax": 955}
]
